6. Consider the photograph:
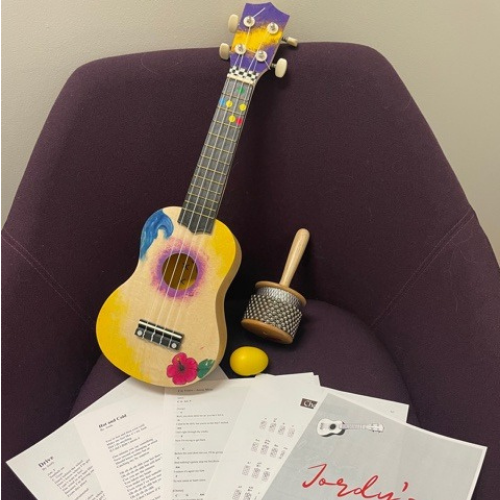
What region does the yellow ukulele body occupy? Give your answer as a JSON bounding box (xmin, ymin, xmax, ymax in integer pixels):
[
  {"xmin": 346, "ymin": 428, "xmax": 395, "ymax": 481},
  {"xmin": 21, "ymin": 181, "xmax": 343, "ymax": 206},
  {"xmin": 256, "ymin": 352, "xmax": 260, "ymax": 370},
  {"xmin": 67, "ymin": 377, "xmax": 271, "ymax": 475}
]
[
  {"xmin": 96, "ymin": 206, "xmax": 241, "ymax": 387},
  {"xmin": 96, "ymin": 2, "xmax": 291, "ymax": 387}
]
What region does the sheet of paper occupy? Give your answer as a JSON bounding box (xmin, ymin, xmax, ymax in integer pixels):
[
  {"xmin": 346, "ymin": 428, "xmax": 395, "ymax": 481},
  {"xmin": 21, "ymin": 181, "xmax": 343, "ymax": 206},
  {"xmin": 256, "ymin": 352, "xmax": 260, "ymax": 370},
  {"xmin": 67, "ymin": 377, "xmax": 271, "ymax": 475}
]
[
  {"xmin": 328, "ymin": 388, "xmax": 409, "ymax": 422},
  {"xmin": 163, "ymin": 378, "xmax": 252, "ymax": 499},
  {"xmin": 6, "ymin": 376, "xmax": 160, "ymax": 500},
  {"xmin": 205, "ymin": 374, "xmax": 326, "ymax": 500},
  {"xmin": 6, "ymin": 366, "xmax": 226, "ymax": 500},
  {"xmin": 74, "ymin": 366, "xmax": 228, "ymax": 500},
  {"xmin": 163, "ymin": 373, "xmax": 319, "ymax": 500},
  {"xmin": 262, "ymin": 392, "xmax": 486, "ymax": 500},
  {"xmin": 204, "ymin": 378, "xmax": 410, "ymax": 500},
  {"xmin": 76, "ymin": 392, "xmax": 164, "ymax": 500}
]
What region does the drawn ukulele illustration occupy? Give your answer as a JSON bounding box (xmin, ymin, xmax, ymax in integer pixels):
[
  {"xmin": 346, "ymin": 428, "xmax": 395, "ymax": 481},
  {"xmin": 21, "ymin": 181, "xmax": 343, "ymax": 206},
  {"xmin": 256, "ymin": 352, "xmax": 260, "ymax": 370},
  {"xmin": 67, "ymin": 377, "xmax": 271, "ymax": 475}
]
[
  {"xmin": 96, "ymin": 2, "xmax": 296, "ymax": 387},
  {"xmin": 317, "ymin": 418, "xmax": 385, "ymax": 437}
]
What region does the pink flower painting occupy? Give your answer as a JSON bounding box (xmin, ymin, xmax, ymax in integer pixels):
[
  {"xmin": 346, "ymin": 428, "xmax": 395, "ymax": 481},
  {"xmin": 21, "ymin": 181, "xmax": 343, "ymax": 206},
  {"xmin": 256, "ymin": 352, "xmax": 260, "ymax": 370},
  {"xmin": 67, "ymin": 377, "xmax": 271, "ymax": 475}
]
[{"xmin": 166, "ymin": 353, "xmax": 199, "ymax": 385}]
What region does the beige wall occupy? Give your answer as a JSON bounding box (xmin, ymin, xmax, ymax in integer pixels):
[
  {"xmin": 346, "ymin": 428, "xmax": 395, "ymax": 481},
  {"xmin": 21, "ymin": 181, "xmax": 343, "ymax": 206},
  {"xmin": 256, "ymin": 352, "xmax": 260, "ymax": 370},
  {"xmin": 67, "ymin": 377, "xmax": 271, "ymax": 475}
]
[{"xmin": 2, "ymin": 0, "xmax": 499, "ymax": 260}]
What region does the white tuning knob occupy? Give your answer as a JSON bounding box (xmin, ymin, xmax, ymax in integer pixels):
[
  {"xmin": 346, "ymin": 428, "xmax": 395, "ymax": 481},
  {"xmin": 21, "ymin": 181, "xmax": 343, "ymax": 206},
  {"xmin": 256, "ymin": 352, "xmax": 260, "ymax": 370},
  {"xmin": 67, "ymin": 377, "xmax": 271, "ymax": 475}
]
[
  {"xmin": 273, "ymin": 58, "xmax": 288, "ymax": 78},
  {"xmin": 282, "ymin": 36, "xmax": 299, "ymax": 47},
  {"xmin": 228, "ymin": 14, "xmax": 239, "ymax": 33},
  {"xmin": 219, "ymin": 43, "xmax": 230, "ymax": 60}
]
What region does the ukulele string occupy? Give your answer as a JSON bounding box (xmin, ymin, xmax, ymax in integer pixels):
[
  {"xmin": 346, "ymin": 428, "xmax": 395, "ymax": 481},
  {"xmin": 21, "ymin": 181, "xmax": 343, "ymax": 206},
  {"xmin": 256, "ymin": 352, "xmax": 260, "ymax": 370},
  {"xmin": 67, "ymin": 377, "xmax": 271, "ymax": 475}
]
[
  {"xmin": 166, "ymin": 76, "xmax": 245, "ymax": 342},
  {"xmin": 154, "ymin": 10, "xmax": 273, "ymax": 362},
  {"xmin": 158, "ymin": 22, "xmax": 254, "ymax": 343},
  {"xmin": 155, "ymin": 52, "xmax": 246, "ymax": 345},
  {"xmin": 148, "ymin": 58, "xmax": 242, "ymax": 348},
  {"xmin": 168, "ymin": 29, "xmax": 273, "ymax": 342},
  {"xmin": 139, "ymin": 81, "xmax": 241, "ymax": 353}
]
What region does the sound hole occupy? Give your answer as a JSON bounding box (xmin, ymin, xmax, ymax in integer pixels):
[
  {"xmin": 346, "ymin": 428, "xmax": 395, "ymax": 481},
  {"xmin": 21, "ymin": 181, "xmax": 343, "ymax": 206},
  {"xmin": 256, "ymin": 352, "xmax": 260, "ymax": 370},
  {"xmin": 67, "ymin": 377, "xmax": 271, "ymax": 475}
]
[{"xmin": 162, "ymin": 253, "xmax": 198, "ymax": 290}]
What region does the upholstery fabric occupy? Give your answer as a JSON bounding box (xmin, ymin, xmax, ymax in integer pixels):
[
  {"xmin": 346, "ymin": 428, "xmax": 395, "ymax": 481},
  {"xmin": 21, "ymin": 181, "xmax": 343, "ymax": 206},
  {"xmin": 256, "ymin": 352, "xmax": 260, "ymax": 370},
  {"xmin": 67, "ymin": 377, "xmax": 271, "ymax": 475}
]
[{"xmin": 2, "ymin": 43, "xmax": 499, "ymax": 499}]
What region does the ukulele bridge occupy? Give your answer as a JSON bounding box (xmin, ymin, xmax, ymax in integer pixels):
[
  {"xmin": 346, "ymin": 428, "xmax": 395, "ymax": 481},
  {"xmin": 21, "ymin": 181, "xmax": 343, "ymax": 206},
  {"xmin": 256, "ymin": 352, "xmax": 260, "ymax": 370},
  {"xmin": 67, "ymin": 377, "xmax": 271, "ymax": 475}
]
[{"xmin": 135, "ymin": 320, "xmax": 184, "ymax": 351}]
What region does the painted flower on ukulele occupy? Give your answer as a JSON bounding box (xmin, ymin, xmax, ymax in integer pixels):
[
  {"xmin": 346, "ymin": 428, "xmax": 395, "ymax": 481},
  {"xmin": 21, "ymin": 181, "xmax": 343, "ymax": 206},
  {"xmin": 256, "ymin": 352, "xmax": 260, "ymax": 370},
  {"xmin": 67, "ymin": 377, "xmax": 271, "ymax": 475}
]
[{"xmin": 166, "ymin": 353, "xmax": 199, "ymax": 385}]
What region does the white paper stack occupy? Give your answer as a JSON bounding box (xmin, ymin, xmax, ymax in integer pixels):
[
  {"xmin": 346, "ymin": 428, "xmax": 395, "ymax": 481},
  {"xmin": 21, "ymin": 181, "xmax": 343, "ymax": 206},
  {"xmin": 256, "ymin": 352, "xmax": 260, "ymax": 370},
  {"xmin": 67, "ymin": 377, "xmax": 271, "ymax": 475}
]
[{"xmin": 7, "ymin": 367, "xmax": 486, "ymax": 500}]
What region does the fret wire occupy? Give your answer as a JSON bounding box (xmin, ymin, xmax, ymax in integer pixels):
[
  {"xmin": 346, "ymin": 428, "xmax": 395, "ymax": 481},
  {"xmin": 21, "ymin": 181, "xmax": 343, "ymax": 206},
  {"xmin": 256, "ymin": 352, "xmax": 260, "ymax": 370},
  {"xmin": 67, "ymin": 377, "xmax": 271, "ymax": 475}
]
[
  {"xmin": 180, "ymin": 207, "xmax": 213, "ymax": 219},
  {"xmin": 183, "ymin": 199, "xmax": 217, "ymax": 213},
  {"xmin": 211, "ymin": 124, "xmax": 243, "ymax": 141},
  {"xmin": 193, "ymin": 171, "xmax": 225, "ymax": 186},
  {"xmin": 185, "ymin": 192, "xmax": 219, "ymax": 205},
  {"xmin": 203, "ymin": 143, "xmax": 233, "ymax": 155},
  {"xmin": 185, "ymin": 186, "xmax": 221, "ymax": 199},
  {"xmin": 211, "ymin": 119, "xmax": 240, "ymax": 129},
  {"xmin": 188, "ymin": 184, "xmax": 222, "ymax": 198},
  {"xmin": 221, "ymin": 88, "xmax": 252, "ymax": 100},
  {"xmin": 215, "ymin": 104, "xmax": 247, "ymax": 115},
  {"xmin": 221, "ymin": 91, "xmax": 248, "ymax": 100},
  {"xmin": 199, "ymin": 154, "xmax": 231, "ymax": 167},
  {"xmin": 208, "ymin": 127, "xmax": 239, "ymax": 145},
  {"xmin": 213, "ymin": 108, "xmax": 246, "ymax": 123},
  {"xmin": 191, "ymin": 173, "xmax": 224, "ymax": 188},
  {"xmin": 196, "ymin": 164, "xmax": 228, "ymax": 175},
  {"xmin": 192, "ymin": 173, "xmax": 224, "ymax": 186},
  {"xmin": 179, "ymin": 77, "xmax": 254, "ymax": 233},
  {"xmin": 207, "ymin": 130, "xmax": 237, "ymax": 143}
]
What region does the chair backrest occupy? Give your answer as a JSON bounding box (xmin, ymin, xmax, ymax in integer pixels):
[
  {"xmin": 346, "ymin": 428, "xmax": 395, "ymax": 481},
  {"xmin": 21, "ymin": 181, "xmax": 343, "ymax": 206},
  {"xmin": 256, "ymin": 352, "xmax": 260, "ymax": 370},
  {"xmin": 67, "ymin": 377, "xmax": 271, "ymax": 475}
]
[
  {"xmin": 3, "ymin": 43, "xmax": 474, "ymax": 323},
  {"xmin": 3, "ymin": 43, "xmax": 499, "ymax": 499}
]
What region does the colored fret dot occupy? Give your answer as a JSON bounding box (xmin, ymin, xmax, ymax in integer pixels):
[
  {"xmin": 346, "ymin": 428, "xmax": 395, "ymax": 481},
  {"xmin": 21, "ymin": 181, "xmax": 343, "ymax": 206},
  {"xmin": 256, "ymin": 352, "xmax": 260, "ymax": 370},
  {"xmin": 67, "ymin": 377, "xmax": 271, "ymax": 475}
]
[
  {"xmin": 238, "ymin": 87, "xmax": 245, "ymax": 94},
  {"xmin": 226, "ymin": 100, "xmax": 233, "ymax": 108},
  {"xmin": 228, "ymin": 115, "xmax": 236, "ymax": 123},
  {"xmin": 239, "ymin": 103, "xmax": 247, "ymax": 111},
  {"xmin": 219, "ymin": 97, "xmax": 226, "ymax": 106},
  {"xmin": 236, "ymin": 117, "xmax": 243, "ymax": 126}
]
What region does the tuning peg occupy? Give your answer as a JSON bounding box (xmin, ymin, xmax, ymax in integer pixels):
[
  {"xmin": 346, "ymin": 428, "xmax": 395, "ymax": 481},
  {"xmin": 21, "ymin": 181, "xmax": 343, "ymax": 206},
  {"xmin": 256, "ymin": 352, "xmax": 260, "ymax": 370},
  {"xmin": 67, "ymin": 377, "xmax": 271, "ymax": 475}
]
[
  {"xmin": 272, "ymin": 58, "xmax": 288, "ymax": 78},
  {"xmin": 219, "ymin": 43, "xmax": 230, "ymax": 60},
  {"xmin": 228, "ymin": 14, "xmax": 239, "ymax": 33},
  {"xmin": 282, "ymin": 36, "xmax": 299, "ymax": 47}
]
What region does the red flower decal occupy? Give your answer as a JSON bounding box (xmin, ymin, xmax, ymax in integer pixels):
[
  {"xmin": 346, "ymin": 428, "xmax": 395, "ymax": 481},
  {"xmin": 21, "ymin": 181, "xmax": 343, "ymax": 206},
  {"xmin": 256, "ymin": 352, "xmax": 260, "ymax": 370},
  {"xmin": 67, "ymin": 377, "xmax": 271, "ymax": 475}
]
[{"xmin": 166, "ymin": 353, "xmax": 199, "ymax": 385}]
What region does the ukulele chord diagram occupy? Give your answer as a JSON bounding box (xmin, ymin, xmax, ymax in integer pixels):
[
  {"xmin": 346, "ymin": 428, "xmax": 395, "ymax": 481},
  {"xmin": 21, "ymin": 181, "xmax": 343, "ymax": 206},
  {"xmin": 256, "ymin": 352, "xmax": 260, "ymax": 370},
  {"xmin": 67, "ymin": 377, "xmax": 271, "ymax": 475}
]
[
  {"xmin": 252, "ymin": 466, "xmax": 260, "ymax": 479},
  {"xmin": 260, "ymin": 441, "xmax": 269, "ymax": 455},
  {"xmin": 317, "ymin": 418, "xmax": 385, "ymax": 437},
  {"xmin": 251, "ymin": 440, "xmax": 259, "ymax": 452},
  {"xmin": 238, "ymin": 460, "xmax": 273, "ymax": 483},
  {"xmin": 257, "ymin": 418, "xmax": 296, "ymax": 439},
  {"xmin": 232, "ymin": 490, "xmax": 242, "ymax": 500},
  {"xmin": 270, "ymin": 445, "xmax": 278, "ymax": 458}
]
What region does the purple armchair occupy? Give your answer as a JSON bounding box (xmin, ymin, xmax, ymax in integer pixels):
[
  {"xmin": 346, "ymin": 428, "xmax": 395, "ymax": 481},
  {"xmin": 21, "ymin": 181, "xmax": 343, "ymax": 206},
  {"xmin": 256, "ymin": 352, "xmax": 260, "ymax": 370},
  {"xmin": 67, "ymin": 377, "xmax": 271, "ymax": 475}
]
[{"xmin": 3, "ymin": 43, "xmax": 499, "ymax": 499}]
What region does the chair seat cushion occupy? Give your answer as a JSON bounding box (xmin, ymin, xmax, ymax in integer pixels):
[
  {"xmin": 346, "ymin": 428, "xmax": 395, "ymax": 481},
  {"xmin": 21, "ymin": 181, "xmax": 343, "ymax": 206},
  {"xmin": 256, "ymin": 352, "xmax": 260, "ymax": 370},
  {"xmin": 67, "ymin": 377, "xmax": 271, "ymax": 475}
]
[{"xmin": 71, "ymin": 300, "xmax": 419, "ymax": 425}]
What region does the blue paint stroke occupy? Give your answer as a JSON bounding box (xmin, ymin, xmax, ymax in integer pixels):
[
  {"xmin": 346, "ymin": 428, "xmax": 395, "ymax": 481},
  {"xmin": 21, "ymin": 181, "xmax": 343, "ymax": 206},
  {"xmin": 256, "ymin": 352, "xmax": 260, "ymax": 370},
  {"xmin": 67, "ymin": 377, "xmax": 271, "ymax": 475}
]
[{"xmin": 139, "ymin": 210, "xmax": 174, "ymax": 260}]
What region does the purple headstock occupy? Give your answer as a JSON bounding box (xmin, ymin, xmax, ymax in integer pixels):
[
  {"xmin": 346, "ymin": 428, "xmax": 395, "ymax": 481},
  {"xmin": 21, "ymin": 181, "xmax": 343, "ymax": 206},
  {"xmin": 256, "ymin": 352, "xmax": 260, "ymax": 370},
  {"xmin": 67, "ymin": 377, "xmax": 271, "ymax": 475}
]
[{"xmin": 228, "ymin": 2, "xmax": 290, "ymax": 84}]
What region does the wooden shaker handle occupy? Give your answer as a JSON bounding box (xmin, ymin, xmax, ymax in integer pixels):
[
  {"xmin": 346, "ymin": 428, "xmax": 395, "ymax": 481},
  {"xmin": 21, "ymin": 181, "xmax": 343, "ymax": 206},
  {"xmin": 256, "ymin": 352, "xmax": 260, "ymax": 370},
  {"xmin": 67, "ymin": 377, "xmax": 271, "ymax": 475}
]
[{"xmin": 279, "ymin": 229, "xmax": 310, "ymax": 287}]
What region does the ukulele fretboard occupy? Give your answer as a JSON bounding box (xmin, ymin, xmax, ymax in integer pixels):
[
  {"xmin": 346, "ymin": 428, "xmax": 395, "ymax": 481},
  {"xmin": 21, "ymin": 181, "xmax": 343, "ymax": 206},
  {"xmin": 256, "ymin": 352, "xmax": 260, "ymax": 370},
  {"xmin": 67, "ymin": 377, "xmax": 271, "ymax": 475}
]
[{"xmin": 178, "ymin": 74, "xmax": 254, "ymax": 233}]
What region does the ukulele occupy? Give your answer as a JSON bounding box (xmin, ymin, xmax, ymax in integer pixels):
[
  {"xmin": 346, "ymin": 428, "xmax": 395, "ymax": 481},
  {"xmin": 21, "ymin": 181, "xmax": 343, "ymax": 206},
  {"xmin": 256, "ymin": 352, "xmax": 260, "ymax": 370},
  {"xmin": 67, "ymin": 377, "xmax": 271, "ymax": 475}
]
[
  {"xmin": 96, "ymin": 2, "xmax": 294, "ymax": 387},
  {"xmin": 317, "ymin": 419, "xmax": 385, "ymax": 437}
]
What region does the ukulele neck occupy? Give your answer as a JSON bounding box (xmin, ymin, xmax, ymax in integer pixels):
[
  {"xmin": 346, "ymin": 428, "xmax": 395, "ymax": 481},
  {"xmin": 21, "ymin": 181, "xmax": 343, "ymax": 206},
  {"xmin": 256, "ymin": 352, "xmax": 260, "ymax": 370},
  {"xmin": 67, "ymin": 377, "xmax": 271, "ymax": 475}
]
[{"xmin": 178, "ymin": 74, "xmax": 255, "ymax": 234}]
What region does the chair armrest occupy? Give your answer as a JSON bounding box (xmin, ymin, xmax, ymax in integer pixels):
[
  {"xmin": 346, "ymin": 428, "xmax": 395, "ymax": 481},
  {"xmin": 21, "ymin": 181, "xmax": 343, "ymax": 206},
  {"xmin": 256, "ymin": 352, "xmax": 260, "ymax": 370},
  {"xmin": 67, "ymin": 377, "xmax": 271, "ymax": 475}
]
[
  {"xmin": 1, "ymin": 232, "xmax": 100, "ymax": 497},
  {"xmin": 373, "ymin": 211, "xmax": 500, "ymax": 498}
]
